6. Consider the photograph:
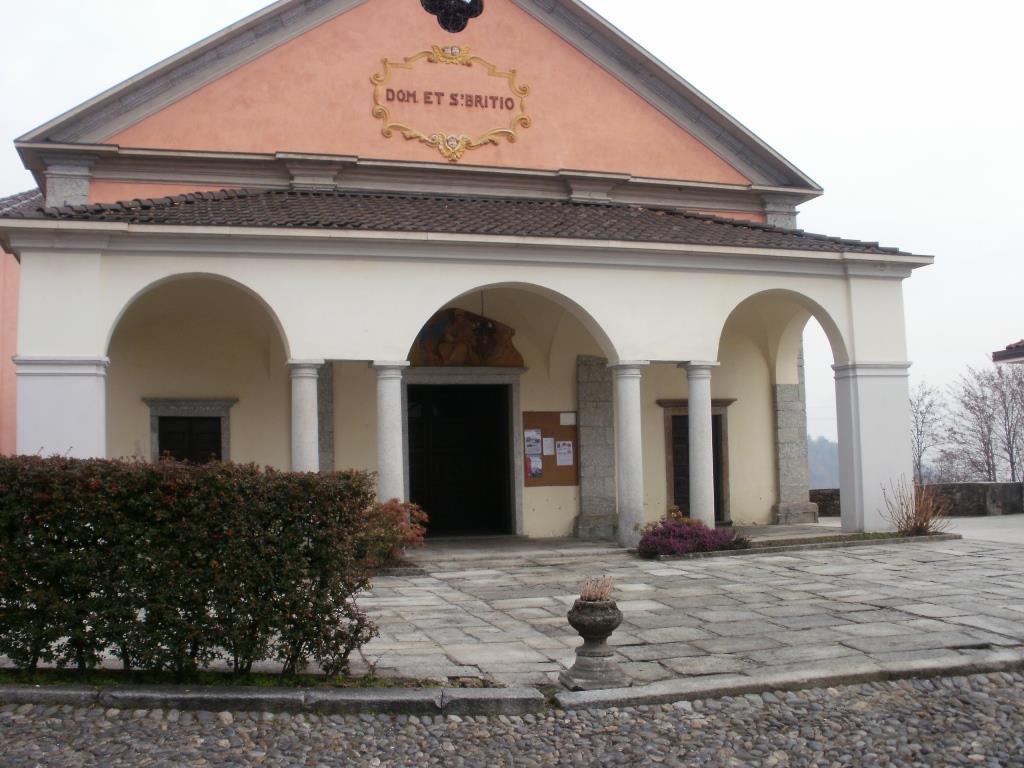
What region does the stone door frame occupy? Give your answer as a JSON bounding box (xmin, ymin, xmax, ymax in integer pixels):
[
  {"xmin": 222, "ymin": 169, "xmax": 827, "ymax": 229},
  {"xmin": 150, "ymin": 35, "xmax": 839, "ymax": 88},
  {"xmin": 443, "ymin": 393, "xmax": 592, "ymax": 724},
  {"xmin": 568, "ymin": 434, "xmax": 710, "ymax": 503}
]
[{"xmin": 401, "ymin": 367, "xmax": 525, "ymax": 536}]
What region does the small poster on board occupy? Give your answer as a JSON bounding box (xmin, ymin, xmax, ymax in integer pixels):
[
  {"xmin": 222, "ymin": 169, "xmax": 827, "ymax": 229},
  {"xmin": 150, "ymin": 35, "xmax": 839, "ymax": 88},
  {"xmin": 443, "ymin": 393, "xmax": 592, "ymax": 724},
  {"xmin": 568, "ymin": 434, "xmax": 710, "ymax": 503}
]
[
  {"xmin": 525, "ymin": 428, "xmax": 542, "ymax": 455},
  {"xmin": 528, "ymin": 455, "xmax": 544, "ymax": 478},
  {"xmin": 556, "ymin": 441, "xmax": 574, "ymax": 467},
  {"xmin": 543, "ymin": 437, "xmax": 556, "ymax": 456}
]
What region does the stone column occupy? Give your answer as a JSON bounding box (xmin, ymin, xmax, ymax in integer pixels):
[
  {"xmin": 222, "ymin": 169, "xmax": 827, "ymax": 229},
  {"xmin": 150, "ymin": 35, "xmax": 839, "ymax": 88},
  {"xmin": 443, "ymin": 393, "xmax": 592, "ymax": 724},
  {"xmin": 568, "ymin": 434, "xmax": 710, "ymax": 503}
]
[
  {"xmin": 15, "ymin": 357, "xmax": 109, "ymax": 457},
  {"xmin": 684, "ymin": 362, "xmax": 719, "ymax": 527},
  {"xmin": 317, "ymin": 362, "xmax": 335, "ymax": 472},
  {"xmin": 575, "ymin": 356, "xmax": 617, "ymax": 539},
  {"xmin": 773, "ymin": 346, "xmax": 819, "ymax": 524},
  {"xmin": 289, "ymin": 360, "xmax": 322, "ymax": 472},
  {"xmin": 834, "ymin": 362, "xmax": 914, "ymax": 532},
  {"xmin": 610, "ymin": 362, "xmax": 649, "ymax": 548},
  {"xmin": 373, "ymin": 361, "xmax": 410, "ymax": 502}
]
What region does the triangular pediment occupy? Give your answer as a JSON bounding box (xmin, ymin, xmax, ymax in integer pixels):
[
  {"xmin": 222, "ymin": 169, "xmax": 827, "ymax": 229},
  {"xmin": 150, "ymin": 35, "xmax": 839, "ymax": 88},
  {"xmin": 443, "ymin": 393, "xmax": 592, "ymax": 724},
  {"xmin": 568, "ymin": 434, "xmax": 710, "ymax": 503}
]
[{"xmin": 19, "ymin": 0, "xmax": 818, "ymax": 189}]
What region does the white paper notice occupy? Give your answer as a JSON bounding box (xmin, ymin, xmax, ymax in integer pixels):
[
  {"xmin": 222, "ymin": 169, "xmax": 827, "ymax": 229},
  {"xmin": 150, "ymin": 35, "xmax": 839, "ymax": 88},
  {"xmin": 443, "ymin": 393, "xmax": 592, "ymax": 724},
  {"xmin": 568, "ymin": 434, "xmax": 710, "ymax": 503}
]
[
  {"xmin": 559, "ymin": 412, "xmax": 577, "ymax": 426},
  {"xmin": 525, "ymin": 429, "xmax": 542, "ymax": 455},
  {"xmin": 556, "ymin": 441, "xmax": 574, "ymax": 467},
  {"xmin": 542, "ymin": 438, "xmax": 556, "ymax": 456}
]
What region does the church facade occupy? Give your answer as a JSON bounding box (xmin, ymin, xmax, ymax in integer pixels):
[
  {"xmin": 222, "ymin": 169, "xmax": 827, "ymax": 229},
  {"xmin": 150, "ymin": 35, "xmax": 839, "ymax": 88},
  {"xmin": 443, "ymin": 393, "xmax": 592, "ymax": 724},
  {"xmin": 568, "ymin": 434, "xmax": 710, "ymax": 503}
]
[{"xmin": 0, "ymin": 0, "xmax": 930, "ymax": 545}]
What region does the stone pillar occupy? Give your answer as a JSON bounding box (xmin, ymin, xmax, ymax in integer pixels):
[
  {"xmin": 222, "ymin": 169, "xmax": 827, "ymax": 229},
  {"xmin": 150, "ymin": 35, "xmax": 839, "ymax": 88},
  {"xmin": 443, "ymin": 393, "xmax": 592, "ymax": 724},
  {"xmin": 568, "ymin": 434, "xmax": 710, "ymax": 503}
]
[
  {"xmin": 15, "ymin": 357, "xmax": 108, "ymax": 458},
  {"xmin": 373, "ymin": 361, "xmax": 409, "ymax": 502},
  {"xmin": 317, "ymin": 362, "xmax": 335, "ymax": 472},
  {"xmin": 773, "ymin": 347, "xmax": 819, "ymax": 524},
  {"xmin": 834, "ymin": 362, "xmax": 914, "ymax": 532},
  {"xmin": 289, "ymin": 360, "xmax": 322, "ymax": 472},
  {"xmin": 610, "ymin": 362, "xmax": 648, "ymax": 548},
  {"xmin": 41, "ymin": 154, "xmax": 96, "ymax": 207},
  {"xmin": 575, "ymin": 356, "xmax": 617, "ymax": 539},
  {"xmin": 684, "ymin": 362, "xmax": 719, "ymax": 527}
]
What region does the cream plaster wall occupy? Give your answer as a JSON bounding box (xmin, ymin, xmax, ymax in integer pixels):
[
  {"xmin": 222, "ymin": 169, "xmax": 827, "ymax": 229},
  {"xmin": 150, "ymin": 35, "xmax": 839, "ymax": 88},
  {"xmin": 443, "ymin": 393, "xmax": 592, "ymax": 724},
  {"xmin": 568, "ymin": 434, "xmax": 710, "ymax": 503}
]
[
  {"xmin": 0, "ymin": 251, "xmax": 18, "ymax": 455},
  {"xmin": 332, "ymin": 360, "xmax": 377, "ymax": 473},
  {"xmin": 107, "ymin": 279, "xmax": 289, "ymax": 467},
  {"xmin": 15, "ymin": 244, "xmax": 892, "ymax": 367},
  {"xmin": 639, "ymin": 328, "xmax": 777, "ymax": 528},
  {"xmin": 9, "ymin": 230, "xmax": 918, "ymax": 536}
]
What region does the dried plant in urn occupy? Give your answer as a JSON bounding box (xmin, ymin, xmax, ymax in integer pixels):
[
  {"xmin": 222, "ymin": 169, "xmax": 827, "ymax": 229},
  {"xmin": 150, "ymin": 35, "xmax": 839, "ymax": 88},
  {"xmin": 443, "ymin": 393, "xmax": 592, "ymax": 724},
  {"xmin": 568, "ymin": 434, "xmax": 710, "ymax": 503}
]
[
  {"xmin": 578, "ymin": 576, "xmax": 613, "ymax": 602},
  {"xmin": 559, "ymin": 577, "xmax": 631, "ymax": 691}
]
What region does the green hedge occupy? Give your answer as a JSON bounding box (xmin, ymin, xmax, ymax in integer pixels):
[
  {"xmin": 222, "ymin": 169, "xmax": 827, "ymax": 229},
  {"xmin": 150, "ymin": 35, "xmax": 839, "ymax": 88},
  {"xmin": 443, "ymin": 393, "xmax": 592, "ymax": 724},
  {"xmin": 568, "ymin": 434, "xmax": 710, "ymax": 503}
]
[{"xmin": 0, "ymin": 457, "xmax": 422, "ymax": 678}]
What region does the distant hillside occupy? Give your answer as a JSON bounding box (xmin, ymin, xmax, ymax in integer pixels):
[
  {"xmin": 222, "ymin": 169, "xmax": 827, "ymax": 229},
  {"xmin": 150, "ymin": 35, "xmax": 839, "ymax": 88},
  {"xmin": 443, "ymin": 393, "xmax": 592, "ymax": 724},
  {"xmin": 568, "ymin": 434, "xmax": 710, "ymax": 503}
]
[{"xmin": 808, "ymin": 435, "xmax": 839, "ymax": 489}]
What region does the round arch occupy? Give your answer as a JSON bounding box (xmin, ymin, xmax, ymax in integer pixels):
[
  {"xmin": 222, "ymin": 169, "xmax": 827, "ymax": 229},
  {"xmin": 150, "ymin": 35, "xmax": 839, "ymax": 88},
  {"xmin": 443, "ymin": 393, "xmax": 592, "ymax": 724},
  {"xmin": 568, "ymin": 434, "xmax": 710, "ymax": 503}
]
[
  {"xmin": 104, "ymin": 272, "xmax": 292, "ymax": 359},
  {"xmin": 403, "ymin": 281, "xmax": 619, "ymax": 363},
  {"xmin": 715, "ymin": 288, "xmax": 850, "ymax": 370}
]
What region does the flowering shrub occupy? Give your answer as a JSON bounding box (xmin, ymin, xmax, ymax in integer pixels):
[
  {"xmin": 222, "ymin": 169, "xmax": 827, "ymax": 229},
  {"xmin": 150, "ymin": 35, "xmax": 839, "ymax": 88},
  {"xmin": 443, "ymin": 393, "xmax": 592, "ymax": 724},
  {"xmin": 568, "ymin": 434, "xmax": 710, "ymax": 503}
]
[
  {"xmin": 364, "ymin": 499, "xmax": 428, "ymax": 568},
  {"xmin": 637, "ymin": 518, "xmax": 750, "ymax": 559},
  {"xmin": 0, "ymin": 456, "xmax": 415, "ymax": 678}
]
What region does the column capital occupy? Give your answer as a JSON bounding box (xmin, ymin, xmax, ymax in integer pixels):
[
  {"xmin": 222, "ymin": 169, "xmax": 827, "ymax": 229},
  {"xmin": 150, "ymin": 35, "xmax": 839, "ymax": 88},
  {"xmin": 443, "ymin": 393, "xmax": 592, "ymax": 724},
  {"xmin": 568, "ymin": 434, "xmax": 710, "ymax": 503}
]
[
  {"xmin": 832, "ymin": 361, "xmax": 912, "ymax": 380},
  {"xmin": 608, "ymin": 361, "xmax": 650, "ymax": 377},
  {"xmin": 14, "ymin": 356, "xmax": 110, "ymax": 377},
  {"xmin": 288, "ymin": 359, "xmax": 325, "ymax": 378},
  {"xmin": 681, "ymin": 361, "xmax": 720, "ymax": 378},
  {"xmin": 372, "ymin": 360, "xmax": 411, "ymax": 378}
]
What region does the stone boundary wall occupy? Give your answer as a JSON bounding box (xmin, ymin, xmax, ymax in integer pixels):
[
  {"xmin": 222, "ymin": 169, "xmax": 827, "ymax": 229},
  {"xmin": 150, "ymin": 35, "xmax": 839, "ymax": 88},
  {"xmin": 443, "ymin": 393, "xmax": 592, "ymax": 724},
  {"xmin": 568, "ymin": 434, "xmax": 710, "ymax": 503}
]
[
  {"xmin": 812, "ymin": 484, "xmax": 1024, "ymax": 518},
  {"xmin": 810, "ymin": 488, "xmax": 841, "ymax": 517}
]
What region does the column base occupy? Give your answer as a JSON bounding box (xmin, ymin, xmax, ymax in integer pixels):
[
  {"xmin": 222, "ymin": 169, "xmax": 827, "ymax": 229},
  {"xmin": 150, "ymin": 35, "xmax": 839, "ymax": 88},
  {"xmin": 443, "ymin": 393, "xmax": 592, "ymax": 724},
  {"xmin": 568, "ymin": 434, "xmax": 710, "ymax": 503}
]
[
  {"xmin": 573, "ymin": 513, "xmax": 618, "ymax": 540},
  {"xmin": 772, "ymin": 502, "xmax": 819, "ymax": 525}
]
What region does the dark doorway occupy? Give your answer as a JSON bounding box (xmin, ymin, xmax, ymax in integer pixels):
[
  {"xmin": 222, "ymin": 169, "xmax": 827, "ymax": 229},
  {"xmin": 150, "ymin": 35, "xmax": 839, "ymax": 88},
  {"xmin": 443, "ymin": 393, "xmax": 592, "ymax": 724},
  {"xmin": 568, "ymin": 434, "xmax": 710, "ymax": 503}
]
[
  {"xmin": 670, "ymin": 414, "xmax": 727, "ymax": 525},
  {"xmin": 157, "ymin": 416, "xmax": 222, "ymax": 464},
  {"xmin": 407, "ymin": 384, "xmax": 513, "ymax": 536}
]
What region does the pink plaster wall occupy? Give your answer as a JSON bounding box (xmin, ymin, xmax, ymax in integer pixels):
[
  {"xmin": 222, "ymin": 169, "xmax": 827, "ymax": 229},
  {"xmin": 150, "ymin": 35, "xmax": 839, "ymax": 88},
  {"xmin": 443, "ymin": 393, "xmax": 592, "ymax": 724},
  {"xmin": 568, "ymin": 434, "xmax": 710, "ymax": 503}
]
[
  {"xmin": 107, "ymin": 0, "xmax": 749, "ymax": 185},
  {"xmin": 0, "ymin": 251, "xmax": 18, "ymax": 455},
  {"xmin": 89, "ymin": 181, "xmax": 232, "ymax": 205}
]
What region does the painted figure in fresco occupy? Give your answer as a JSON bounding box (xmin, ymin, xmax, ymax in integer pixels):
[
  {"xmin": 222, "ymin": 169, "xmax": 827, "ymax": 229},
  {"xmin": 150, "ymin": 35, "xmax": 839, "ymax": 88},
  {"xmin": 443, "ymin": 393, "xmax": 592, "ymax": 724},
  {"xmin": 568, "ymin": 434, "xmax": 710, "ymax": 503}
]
[{"xmin": 410, "ymin": 308, "xmax": 524, "ymax": 367}]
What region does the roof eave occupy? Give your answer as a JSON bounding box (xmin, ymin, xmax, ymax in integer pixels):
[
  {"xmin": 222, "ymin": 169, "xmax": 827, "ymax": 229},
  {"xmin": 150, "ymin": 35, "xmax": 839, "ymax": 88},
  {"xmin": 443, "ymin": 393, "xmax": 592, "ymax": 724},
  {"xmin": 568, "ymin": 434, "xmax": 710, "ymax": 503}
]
[
  {"xmin": 15, "ymin": 0, "xmax": 320, "ymax": 144},
  {"xmin": 993, "ymin": 349, "xmax": 1024, "ymax": 364},
  {"xmin": 0, "ymin": 216, "xmax": 932, "ymax": 267}
]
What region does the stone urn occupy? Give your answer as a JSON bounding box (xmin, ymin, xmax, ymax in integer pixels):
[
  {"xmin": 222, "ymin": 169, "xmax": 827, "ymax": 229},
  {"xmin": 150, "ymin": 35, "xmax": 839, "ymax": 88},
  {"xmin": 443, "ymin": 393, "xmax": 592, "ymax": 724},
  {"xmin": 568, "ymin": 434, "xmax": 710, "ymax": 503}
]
[{"xmin": 559, "ymin": 598, "xmax": 631, "ymax": 691}]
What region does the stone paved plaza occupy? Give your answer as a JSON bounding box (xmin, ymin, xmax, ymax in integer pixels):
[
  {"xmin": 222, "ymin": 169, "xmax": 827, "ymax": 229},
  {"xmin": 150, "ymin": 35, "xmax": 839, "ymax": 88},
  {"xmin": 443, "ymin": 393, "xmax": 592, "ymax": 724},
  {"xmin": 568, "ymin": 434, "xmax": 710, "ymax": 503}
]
[
  {"xmin": 3, "ymin": 673, "xmax": 1023, "ymax": 766},
  {"xmin": 357, "ymin": 537, "xmax": 1024, "ymax": 689}
]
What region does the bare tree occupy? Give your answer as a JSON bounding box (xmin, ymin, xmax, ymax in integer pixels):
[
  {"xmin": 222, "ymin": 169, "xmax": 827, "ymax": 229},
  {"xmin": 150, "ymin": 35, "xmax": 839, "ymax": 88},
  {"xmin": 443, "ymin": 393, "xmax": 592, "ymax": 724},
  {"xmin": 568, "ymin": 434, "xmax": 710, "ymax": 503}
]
[
  {"xmin": 990, "ymin": 365, "xmax": 1024, "ymax": 482},
  {"xmin": 946, "ymin": 367, "xmax": 999, "ymax": 482},
  {"xmin": 910, "ymin": 382, "xmax": 945, "ymax": 484}
]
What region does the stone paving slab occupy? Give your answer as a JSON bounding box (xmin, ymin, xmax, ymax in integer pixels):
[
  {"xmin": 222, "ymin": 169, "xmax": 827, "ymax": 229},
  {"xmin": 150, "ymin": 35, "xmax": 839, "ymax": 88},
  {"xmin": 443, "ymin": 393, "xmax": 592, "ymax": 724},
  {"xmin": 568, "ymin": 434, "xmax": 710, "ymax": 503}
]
[{"xmin": 358, "ymin": 538, "xmax": 1024, "ymax": 690}]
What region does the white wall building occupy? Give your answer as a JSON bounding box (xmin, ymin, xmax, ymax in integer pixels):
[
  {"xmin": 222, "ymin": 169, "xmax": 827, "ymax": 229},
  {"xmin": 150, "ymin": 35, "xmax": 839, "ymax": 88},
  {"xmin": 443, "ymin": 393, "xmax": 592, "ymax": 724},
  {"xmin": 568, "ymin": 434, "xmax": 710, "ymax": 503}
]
[{"xmin": 0, "ymin": 0, "xmax": 931, "ymax": 544}]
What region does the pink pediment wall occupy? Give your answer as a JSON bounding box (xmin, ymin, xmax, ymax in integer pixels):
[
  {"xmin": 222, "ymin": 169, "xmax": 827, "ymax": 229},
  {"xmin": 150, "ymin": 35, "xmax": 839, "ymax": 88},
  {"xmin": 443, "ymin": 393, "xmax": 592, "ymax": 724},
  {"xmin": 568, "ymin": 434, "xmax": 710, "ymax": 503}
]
[{"xmin": 105, "ymin": 0, "xmax": 750, "ymax": 185}]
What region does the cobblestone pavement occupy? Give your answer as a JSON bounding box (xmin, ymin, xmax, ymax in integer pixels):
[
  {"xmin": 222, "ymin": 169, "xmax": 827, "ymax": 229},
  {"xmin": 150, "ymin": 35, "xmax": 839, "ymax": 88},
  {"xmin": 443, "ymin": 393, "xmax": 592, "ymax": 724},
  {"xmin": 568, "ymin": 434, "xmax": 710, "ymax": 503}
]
[
  {"xmin": 357, "ymin": 538, "xmax": 1024, "ymax": 687},
  {"xmin": 3, "ymin": 672, "xmax": 1023, "ymax": 766}
]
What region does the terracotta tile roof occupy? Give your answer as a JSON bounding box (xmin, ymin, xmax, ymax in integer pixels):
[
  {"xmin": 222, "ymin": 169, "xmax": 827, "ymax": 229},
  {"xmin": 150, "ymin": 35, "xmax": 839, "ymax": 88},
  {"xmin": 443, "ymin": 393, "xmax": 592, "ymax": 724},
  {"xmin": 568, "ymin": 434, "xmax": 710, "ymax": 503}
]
[
  {"xmin": 0, "ymin": 189, "xmax": 42, "ymax": 216},
  {"xmin": 994, "ymin": 339, "xmax": 1024, "ymax": 363},
  {"xmin": 0, "ymin": 188, "xmax": 914, "ymax": 256}
]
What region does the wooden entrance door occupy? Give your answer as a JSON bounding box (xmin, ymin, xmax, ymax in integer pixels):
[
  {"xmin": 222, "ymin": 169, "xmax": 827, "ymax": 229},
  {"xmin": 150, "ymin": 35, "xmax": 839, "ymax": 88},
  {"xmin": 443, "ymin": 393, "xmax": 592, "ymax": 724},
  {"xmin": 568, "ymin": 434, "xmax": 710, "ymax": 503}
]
[
  {"xmin": 407, "ymin": 384, "xmax": 512, "ymax": 535},
  {"xmin": 670, "ymin": 414, "xmax": 727, "ymax": 524}
]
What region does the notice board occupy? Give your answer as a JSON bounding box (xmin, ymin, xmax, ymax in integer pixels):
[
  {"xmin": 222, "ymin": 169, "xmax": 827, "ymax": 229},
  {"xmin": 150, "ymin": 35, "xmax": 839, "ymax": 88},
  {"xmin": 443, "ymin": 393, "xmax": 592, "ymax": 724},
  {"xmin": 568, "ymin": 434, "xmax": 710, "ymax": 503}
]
[{"xmin": 523, "ymin": 411, "xmax": 579, "ymax": 487}]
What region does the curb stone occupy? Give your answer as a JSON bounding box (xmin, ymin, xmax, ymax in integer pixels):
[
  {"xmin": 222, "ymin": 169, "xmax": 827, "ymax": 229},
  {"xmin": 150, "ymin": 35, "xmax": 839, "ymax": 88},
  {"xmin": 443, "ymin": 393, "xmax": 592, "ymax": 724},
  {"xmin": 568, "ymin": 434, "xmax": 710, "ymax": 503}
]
[
  {"xmin": 0, "ymin": 684, "xmax": 544, "ymax": 716},
  {"xmin": 440, "ymin": 687, "xmax": 546, "ymax": 715},
  {"xmin": 648, "ymin": 532, "xmax": 963, "ymax": 561},
  {"xmin": 555, "ymin": 648, "xmax": 1024, "ymax": 710}
]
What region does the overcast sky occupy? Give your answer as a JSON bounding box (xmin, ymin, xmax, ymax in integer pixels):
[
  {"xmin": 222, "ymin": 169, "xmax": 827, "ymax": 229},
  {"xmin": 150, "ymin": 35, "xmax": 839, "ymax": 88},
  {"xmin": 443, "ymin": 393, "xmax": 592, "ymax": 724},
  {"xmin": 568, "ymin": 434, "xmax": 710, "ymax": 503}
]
[{"xmin": 2, "ymin": 1, "xmax": 1021, "ymax": 441}]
